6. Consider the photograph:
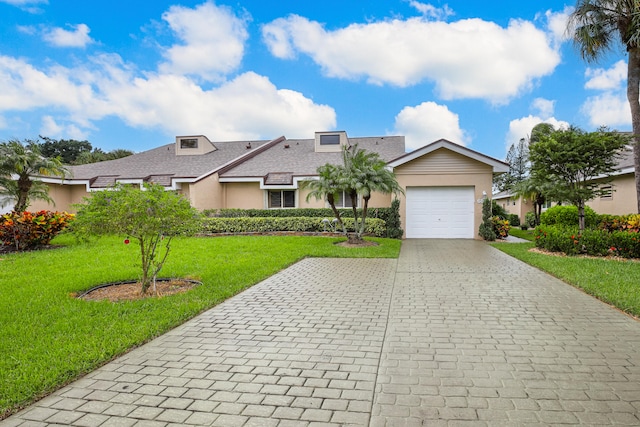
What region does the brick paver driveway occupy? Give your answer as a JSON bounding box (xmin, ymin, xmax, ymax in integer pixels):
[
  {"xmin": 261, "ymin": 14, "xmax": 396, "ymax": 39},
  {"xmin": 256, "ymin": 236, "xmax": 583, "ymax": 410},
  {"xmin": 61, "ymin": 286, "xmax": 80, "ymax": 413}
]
[{"xmin": 2, "ymin": 239, "xmax": 640, "ymax": 426}]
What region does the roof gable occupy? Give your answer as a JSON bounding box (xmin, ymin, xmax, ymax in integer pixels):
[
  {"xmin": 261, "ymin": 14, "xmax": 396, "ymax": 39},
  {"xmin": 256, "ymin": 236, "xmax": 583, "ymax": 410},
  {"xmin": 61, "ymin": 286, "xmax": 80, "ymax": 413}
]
[{"xmin": 388, "ymin": 139, "xmax": 508, "ymax": 173}]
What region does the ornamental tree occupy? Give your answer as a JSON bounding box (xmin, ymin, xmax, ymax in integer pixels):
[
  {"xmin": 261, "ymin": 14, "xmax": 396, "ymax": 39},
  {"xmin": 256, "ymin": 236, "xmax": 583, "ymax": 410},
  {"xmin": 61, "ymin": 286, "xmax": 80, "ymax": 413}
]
[
  {"xmin": 73, "ymin": 183, "xmax": 201, "ymax": 295},
  {"xmin": 529, "ymin": 126, "xmax": 629, "ymax": 231}
]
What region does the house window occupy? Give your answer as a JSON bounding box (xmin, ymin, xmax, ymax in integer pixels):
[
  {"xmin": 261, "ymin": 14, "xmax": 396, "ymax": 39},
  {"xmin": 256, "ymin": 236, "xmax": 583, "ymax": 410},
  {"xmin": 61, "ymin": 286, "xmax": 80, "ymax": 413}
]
[
  {"xmin": 600, "ymin": 185, "xmax": 613, "ymax": 199},
  {"xmin": 269, "ymin": 190, "xmax": 295, "ymax": 208},
  {"xmin": 180, "ymin": 138, "xmax": 198, "ymax": 149},
  {"xmin": 319, "ymin": 134, "xmax": 340, "ymax": 145},
  {"xmin": 543, "ymin": 200, "xmax": 552, "ymax": 209},
  {"xmin": 335, "ymin": 191, "xmax": 358, "ymax": 208}
]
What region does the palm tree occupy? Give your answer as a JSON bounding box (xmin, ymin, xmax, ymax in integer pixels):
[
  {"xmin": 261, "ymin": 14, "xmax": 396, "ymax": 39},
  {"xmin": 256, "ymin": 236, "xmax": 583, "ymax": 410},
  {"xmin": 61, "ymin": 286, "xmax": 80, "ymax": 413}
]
[
  {"xmin": 0, "ymin": 139, "xmax": 68, "ymax": 212},
  {"xmin": 305, "ymin": 163, "xmax": 347, "ymax": 234},
  {"xmin": 568, "ymin": 0, "xmax": 640, "ymax": 213},
  {"xmin": 341, "ymin": 144, "xmax": 404, "ymax": 243}
]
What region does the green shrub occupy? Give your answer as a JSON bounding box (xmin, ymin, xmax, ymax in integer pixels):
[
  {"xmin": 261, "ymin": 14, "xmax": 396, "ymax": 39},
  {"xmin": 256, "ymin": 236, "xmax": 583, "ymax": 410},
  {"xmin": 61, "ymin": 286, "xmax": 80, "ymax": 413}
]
[
  {"xmin": 201, "ymin": 217, "xmax": 386, "ymax": 237},
  {"xmin": 540, "ymin": 205, "xmax": 598, "ymax": 228},
  {"xmin": 202, "ymin": 205, "xmax": 402, "ymax": 238},
  {"xmin": 508, "ymin": 214, "xmax": 520, "ymax": 227},
  {"xmin": 0, "ymin": 210, "xmax": 74, "ymax": 251},
  {"xmin": 491, "ymin": 200, "xmax": 509, "ymax": 219},
  {"xmin": 525, "ymin": 211, "xmax": 537, "ymax": 227},
  {"xmin": 534, "ymin": 225, "xmax": 640, "ymax": 258},
  {"xmin": 479, "ymin": 198, "xmax": 496, "ymax": 241}
]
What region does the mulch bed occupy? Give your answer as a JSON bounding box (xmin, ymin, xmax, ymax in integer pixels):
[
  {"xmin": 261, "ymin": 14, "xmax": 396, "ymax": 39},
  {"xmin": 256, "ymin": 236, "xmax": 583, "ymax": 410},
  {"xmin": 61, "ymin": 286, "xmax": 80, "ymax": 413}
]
[{"xmin": 77, "ymin": 279, "xmax": 201, "ymax": 302}]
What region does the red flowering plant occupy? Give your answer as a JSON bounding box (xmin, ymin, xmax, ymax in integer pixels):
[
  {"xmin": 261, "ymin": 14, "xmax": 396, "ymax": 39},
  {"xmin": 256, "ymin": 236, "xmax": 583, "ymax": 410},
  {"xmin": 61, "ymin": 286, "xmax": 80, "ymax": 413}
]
[{"xmin": 0, "ymin": 210, "xmax": 74, "ymax": 251}]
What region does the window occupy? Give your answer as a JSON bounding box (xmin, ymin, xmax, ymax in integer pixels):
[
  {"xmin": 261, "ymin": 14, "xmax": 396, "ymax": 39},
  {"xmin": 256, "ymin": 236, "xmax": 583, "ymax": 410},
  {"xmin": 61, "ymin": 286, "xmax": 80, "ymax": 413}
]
[
  {"xmin": 543, "ymin": 200, "xmax": 552, "ymax": 209},
  {"xmin": 180, "ymin": 138, "xmax": 198, "ymax": 149},
  {"xmin": 335, "ymin": 191, "xmax": 358, "ymax": 208},
  {"xmin": 600, "ymin": 185, "xmax": 613, "ymax": 200},
  {"xmin": 269, "ymin": 190, "xmax": 295, "ymax": 208},
  {"xmin": 319, "ymin": 134, "xmax": 340, "ymax": 145}
]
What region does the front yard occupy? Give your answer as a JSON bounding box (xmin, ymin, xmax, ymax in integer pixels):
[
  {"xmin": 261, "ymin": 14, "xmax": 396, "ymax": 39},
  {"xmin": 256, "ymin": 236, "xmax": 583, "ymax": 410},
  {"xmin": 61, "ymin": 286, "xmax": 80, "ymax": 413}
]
[{"xmin": 0, "ymin": 234, "xmax": 400, "ymax": 419}]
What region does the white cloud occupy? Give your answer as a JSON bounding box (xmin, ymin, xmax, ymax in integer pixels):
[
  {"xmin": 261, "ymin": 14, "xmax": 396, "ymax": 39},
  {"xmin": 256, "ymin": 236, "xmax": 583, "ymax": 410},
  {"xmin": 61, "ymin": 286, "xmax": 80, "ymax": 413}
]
[
  {"xmin": 262, "ymin": 14, "xmax": 560, "ymax": 103},
  {"xmin": 40, "ymin": 116, "xmax": 88, "ymax": 140},
  {"xmin": 582, "ymin": 92, "xmax": 631, "ymax": 127},
  {"xmin": 506, "ymin": 115, "xmax": 569, "ymax": 153},
  {"xmin": 43, "ymin": 23, "xmax": 93, "ymax": 48},
  {"xmin": 159, "ymin": 1, "xmax": 249, "ymax": 82},
  {"xmin": 585, "ymin": 60, "xmax": 626, "ymax": 90},
  {"xmin": 0, "ymin": 0, "xmax": 47, "ymax": 13},
  {"xmin": 531, "ymin": 98, "xmax": 555, "ymax": 119},
  {"xmin": 543, "ymin": 6, "xmax": 572, "ymax": 46},
  {"xmin": 0, "ymin": 54, "xmax": 336, "ymax": 141},
  {"xmin": 393, "ymin": 101, "xmax": 469, "ymax": 151},
  {"xmin": 408, "ymin": 2, "xmax": 454, "ymax": 20}
]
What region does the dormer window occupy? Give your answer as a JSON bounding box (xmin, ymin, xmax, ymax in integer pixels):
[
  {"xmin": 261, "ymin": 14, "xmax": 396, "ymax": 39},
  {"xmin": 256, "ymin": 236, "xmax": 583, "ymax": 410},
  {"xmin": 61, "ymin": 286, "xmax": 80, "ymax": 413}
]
[
  {"xmin": 180, "ymin": 138, "xmax": 198, "ymax": 149},
  {"xmin": 320, "ymin": 134, "xmax": 340, "ymax": 145}
]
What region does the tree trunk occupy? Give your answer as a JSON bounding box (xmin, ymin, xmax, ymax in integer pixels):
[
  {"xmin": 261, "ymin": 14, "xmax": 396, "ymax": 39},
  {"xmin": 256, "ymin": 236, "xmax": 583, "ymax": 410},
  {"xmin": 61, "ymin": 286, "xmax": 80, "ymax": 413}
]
[
  {"xmin": 578, "ymin": 200, "xmax": 585, "ymax": 232},
  {"xmin": 626, "ymin": 48, "xmax": 640, "ymax": 213},
  {"xmin": 14, "ymin": 176, "xmax": 32, "ymax": 212},
  {"xmin": 326, "ymin": 194, "xmax": 346, "ymax": 235}
]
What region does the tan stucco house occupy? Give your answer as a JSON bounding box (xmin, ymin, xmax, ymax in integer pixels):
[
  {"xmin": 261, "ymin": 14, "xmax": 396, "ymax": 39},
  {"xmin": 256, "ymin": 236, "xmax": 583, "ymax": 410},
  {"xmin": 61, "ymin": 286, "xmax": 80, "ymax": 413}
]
[
  {"xmin": 494, "ymin": 147, "xmax": 638, "ymax": 222},
  {"xmin": 30, "ymin": 132, "xmax": 508, "ymax": 239}
]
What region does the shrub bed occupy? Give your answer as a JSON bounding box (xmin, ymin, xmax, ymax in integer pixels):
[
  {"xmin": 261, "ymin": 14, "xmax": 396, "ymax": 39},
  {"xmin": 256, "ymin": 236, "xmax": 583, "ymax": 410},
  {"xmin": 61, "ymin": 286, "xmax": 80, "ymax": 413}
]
[
  {"xmin": 0, "ymin": 211, "xmax": 74, "ymax": 251},
  {"xmin": 534, "ymin": 225, "xmax": 640, "ymax": 258},
  {"xmin": 203, "ymin": 201, "xmax": 403, "ymax": 238},
  {"xmin": 540, "ymin": 205, "xmax": 599, "ymax": 228},
  {"xmin": 202, "ymin": 217, "xmax": 387, "ymax": 237}
]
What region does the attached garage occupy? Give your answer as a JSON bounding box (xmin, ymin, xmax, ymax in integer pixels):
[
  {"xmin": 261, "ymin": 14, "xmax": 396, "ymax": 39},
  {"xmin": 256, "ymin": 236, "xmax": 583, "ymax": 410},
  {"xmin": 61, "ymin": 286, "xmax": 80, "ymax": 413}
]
[
  {"xmin": 406, "ymin": 186, "xmax": 475, "ymax": 238},
  {"xmin": 388, "ymin": 139, "xmax": 508, "ymax": 239}
]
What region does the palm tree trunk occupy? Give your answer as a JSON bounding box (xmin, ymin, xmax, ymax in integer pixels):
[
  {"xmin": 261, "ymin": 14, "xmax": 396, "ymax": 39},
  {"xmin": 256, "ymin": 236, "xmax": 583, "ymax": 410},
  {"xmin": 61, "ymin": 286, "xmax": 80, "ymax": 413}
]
[{"xmin": 627, "ymin": 48, "xmax": 640, "ymax": 213}]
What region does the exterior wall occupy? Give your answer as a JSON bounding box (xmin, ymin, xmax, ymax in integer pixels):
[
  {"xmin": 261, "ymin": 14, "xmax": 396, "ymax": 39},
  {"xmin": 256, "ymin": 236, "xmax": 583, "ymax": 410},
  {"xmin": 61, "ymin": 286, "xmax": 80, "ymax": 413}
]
[
  {"xmin": 495, "ymin": 196, "xmax": 533, "ymax": 224},
  {"xmin": 394, "ymin": 148, "xmax": 494, "ymax": 239},
  {"xmin": 29, "ymin": 183, "xmax": 90, "ymax": 213},
  {"xmin": 586, "ymin": 174, "xmax": 638, "ymax": 215},
  {"xmin": 298, "ymin": 185, "xmax": 325, "ymax": 209},
  {"xmin": 187, "ymin": 174, "xmax": 223, "ymax": 211},
  {"xmin": 223, "ymin": 182, "xmax": 264, "ymax": 209}
]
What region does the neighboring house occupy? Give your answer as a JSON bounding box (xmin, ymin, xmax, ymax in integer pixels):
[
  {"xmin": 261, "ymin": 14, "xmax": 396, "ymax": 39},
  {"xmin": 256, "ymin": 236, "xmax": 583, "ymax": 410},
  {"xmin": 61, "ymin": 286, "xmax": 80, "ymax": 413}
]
[
  {"xmin": 493, "ymin": 190, "xmax": 534, "ymax": 224},
  {"xmin": 493, "ymin": 146, "xmax": 638, "ymax": 221},
  {"xmin": 29, "ymin": 131, "xmax": 508, "ymax": 239},
  {"xmin": 586, "ymin": 147, "xmax": 637, "ymax": 215}
]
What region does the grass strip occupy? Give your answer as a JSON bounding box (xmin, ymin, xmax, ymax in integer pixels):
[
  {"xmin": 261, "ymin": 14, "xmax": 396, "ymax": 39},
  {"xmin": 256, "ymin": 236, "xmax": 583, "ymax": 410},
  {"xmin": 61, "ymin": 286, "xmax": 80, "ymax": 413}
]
[
  {"xmin": 493, "ymin": 242, "xmax": 640, "ymax": 318},
  {"xmin": 0, "ymin": 234, "xmax": 400, "ymax": 418}
]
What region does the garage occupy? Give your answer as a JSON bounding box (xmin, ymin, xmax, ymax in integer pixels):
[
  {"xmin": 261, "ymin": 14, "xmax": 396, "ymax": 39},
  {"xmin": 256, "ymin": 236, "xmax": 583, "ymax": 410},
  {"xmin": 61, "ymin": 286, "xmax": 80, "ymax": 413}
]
[{"xmin": 406, "ymin": 186, "xmax": 475, "ymax": 238}]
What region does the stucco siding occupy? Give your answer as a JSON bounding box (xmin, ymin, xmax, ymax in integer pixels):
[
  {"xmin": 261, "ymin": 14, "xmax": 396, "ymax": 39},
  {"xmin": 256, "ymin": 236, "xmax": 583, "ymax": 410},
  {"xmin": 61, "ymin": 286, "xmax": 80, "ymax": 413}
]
[
  {"xmin": 188, "ymin": 174, "xmax": 222, "ymax": 211},
  {"xmin": 223, "ymin": 182, "xmax": 264, "ymax": 209},
  {"xmin": 587, "ymin": 174, "xmax": 638, "ymax": 215}
]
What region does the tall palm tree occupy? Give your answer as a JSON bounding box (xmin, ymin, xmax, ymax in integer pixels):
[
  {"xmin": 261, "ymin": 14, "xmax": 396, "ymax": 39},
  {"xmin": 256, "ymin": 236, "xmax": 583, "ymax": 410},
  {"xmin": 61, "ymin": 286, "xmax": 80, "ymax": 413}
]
[
  {"xmin": 341, "ymin": 144, "xmax": 404, "ymax": 242},
  {"xmin": 0, "ymin": 139, "xmax": 68, "ymax": 212},
  {"xmin": 568, "ymin": 0, "xmax": 640, "ymax": 212}
]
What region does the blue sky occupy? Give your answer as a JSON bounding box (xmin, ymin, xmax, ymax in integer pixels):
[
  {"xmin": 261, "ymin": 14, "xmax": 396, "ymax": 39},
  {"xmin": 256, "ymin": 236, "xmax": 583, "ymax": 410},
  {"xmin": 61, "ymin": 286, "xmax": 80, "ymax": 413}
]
[{"xmin": 0, "ymin": 0, "xmax": 632, "ymax": 159}]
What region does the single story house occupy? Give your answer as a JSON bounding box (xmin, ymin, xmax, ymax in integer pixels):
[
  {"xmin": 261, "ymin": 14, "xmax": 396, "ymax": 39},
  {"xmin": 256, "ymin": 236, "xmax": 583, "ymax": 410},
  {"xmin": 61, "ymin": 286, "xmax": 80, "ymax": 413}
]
[
  {"xmin": 30, "ymin": 131, "xmax": 508, "ymax": 239},
  {"xmin": 494, "ymin": 147, "xmax": 638, "ymax": 223}
]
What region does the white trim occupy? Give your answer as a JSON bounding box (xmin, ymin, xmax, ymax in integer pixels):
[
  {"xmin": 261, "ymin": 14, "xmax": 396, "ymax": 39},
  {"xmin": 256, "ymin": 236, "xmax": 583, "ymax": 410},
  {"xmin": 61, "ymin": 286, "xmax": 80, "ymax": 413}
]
[{"xmin": 219, "ymin": 175, "xmax": 316, "ymax": 190}]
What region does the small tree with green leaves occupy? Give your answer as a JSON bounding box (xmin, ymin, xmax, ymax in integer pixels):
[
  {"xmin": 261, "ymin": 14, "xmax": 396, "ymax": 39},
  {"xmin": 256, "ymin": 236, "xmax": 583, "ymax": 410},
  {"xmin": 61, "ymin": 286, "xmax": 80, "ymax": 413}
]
[
  {"xmin": 73, "ymin": 183, "xmax": 201, "ymax": 295},
  {"xmin": 529, "ymin": 126, "xmax": 629, "ymax": 231}
]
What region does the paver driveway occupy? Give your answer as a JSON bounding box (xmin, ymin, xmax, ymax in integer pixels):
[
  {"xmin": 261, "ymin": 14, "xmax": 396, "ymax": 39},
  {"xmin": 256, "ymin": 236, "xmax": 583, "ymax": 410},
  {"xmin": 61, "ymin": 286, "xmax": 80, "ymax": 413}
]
[{"xmin": 2, "ymin": 239, "xmax": 640, "ymax": 426}]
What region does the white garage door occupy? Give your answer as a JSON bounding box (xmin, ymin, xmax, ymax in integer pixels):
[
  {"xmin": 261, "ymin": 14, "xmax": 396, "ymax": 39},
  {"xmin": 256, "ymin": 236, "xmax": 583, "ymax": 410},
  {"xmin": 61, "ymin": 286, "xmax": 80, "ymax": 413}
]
[{"xmin": 406, "ymin": 187, "xmax": 475, "ymax": 238}]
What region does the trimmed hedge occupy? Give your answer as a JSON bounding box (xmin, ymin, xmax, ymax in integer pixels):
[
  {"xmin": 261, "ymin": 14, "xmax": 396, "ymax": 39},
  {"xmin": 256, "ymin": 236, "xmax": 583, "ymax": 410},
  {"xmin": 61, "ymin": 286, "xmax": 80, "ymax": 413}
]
[
  {"xmin": 534, "ymin": 225, "xmax": 640, "ymax": 258},
  {"xmin": 203, "ymin": 203, "xmax": 403, "ymax": 238},
  {"xmin": 540, "ymin": 205, "xmax": 599, "ymax": 228},
  {"xmin": 201, "ymin": 217, "xmax": 387, "ymax": 237}
]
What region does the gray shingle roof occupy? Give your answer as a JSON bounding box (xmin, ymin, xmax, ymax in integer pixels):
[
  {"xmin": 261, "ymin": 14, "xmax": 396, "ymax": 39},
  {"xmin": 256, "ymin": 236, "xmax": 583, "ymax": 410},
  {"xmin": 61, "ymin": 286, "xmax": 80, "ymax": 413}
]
[
  {"xmin": 65, "ymin": 140, "xmax": 270, "ymax": 186},
  {"xmin": 220, "ymin": 136, "xmax": 406, "ymax": 179}
]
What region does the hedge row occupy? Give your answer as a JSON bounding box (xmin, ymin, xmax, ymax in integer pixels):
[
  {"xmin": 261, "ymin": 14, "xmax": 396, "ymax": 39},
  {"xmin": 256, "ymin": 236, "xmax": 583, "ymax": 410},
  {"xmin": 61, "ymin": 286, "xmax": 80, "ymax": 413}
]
[
  {"xmin": 201, "ymin": 217, "xmax": 387, "ymax": 237},
  {"xmin": 203, "ymin": 199, "xmax": 403, "ymax": 238},
  {"xmin": 534, "ymin": 225, "xmax": 640, "ymax": 258}
]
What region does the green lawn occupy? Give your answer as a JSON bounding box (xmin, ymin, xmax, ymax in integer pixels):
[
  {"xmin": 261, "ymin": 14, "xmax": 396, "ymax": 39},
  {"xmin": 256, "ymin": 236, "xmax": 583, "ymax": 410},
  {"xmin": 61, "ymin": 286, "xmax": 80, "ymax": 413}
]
[
  {"xmin": 493, "ymin": 242, "xmax": 640, "ymax": 318},
  {"xmin": 0, "ymin": 234, "xmax": 400, "ymax": 418},
  {"xmin": 508, "ymin": 227, "xmax": 535, "ymax": 241}
]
